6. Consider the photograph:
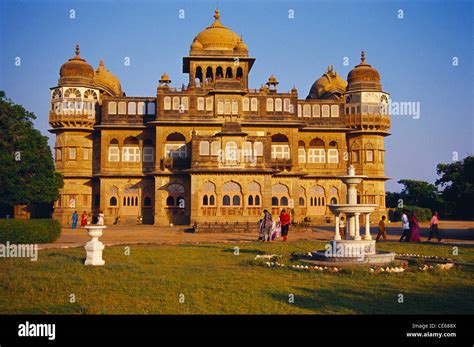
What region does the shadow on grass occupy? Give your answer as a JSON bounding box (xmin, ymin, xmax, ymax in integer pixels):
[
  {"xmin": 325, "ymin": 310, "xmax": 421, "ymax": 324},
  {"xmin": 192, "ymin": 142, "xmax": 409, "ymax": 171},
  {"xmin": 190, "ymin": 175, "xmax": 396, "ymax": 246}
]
[
  {"xmin": 268, "ymin": 284, "xmax": 474, "ymax": 314},
  {"xmin": 45, "ymin": 252, "xmax": 84, "ymax": 264}
]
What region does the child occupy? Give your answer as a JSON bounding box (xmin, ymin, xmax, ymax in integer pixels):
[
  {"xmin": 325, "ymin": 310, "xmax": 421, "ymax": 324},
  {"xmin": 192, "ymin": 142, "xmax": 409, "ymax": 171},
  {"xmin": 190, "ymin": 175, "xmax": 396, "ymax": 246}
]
[{"xmin": 376, "ymin": 216, "xmax": 387, "ymax": 241}]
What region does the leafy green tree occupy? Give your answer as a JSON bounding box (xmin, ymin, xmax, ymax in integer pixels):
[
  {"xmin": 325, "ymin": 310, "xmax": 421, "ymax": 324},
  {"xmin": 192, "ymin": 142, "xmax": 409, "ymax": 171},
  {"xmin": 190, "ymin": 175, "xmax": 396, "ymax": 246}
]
[
  {"xmin": 397, "ymin": 179, "xmax": 442, "ymax": 211},
  {"xmin": 0, "ymin": 91, "xmax": 63, "ymax": 208},
  {"xmin": 436, "ymin": 156, "xmax": 474, "ymax": 219}
]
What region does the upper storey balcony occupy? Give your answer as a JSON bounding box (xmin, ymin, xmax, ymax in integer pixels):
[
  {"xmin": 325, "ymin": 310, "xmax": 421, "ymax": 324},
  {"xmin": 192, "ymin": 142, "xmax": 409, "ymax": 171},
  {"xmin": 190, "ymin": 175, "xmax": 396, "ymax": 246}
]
[
  {"xmin": 345, "ymin": 113, "xmax": 391, "ymax": 132},
  {"xmin": 101, "ymin": 98, "xmax": 157, "ymax": 126},
  {"xmin": 49, "ymin": 98, "xmax": 96, "ymax": 130}
]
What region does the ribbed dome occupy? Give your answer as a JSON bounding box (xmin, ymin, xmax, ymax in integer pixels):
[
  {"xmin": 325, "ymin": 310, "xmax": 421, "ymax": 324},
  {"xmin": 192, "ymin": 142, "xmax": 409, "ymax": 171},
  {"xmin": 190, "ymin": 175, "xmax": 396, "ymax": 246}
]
[
  {"xmin": 307, "ymin": 66, "xmax": 347, "ymax": 100},
  {"xmin": 190, "ymin": 9, "xmax": 248, "ymax": 56},
  {"xmin": 347, "ymin": 51, "xmax": 381, "ymax": 91},
  {"xmin": 59, "ymin": 44, "xmax": 95, "ymax": 86},
  {"xmin": 94, "ymin": 60, "xmax": 123, "ymax": 96}
]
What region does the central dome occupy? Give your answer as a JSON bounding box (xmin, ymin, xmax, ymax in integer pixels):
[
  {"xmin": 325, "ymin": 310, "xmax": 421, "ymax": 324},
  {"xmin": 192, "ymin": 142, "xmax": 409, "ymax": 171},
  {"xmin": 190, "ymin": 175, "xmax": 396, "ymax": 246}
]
[{"xmin": 190, "ymin": 9, "xmax": 248, "ymax": 56}]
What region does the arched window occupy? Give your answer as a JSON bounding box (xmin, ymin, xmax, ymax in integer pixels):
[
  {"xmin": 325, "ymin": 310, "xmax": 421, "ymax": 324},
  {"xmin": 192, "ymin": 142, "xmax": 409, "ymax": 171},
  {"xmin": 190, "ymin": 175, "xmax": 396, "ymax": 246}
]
[
  {"xmin": 236, "ymin": 67, "xmax": 243, "ymax": 80},
  {"xmin": 108, "ymin": 139, "xmax": 120, "ymax": 162},
  {"xmin": 266, "ymin": 98, "xmax": 274, "ymax": 112},
  {"xmin": 166, "ymin": 196, "xmax": 175, "ymax": 206},
  {"xmin": 225, "ymin": 67, "xmax": 233, "ymax": 78},
  {"xmin": 255, "ymin": 195, "xmax": 261, "ymax": 206},
  {"xmin": 165, "ymin": 133, "xmax": 187, "ymax": 158},
  {"xmin": 216, "ymin": 66, "xmax": 223, "ymax": 79},
  {"xmin": 328, "ymin": 141, "xmax": 339, "ymax": 163},
  {"xmin": 144, "ymin": 197, "xmax": 152, "ymax": 207},
  {"xmin": 298, "ymin": 140, "xmax": 306, "ymax": 164},
  {"xmin": 248, "ymin": 195, "xmax": 254, "ymax": 206},
  {"xmin": 271, "ymin": 134, "xmax": 290, "ymax": 159},
  {"xmin": 203, "ymin": 195, "xmax": 209, "ymax": 206},
  {"xmin": 206, "ymin": 66, "xmax": 213, "ymax": 82},
  {"xmin": 209, "ymin": 195, "xmax": 215, "ymax": 205},
  {"xmin": 195, "ymin": 66, "xmax": 203, "ymax": 84},
  {"xmin": 275, "ymin": 98, "xmax": 282, "ymax": 112},
  {"xmin": 109, "ymin": 197, "xmax": 117, "ymax": 206},
  {"xmin": 225, "ymin": 141, "xmax": 238, "ymax": 161},
  {"xmin": 223, "ymin": 195, "xmax": 231, "ymax": 206},
  {"xmin": 299, "ymin": 197, "xmax": 305, "ymax": 206},
  {"xmin": 172, "ymin": 97, "xmax": 180, "ymax": 110},
  {"xmin": 143, "ymin": 139, "xmax": 154, "ymax": 163},
  {"xmin": 118, "ymin": 101, "xmax": 126, "ymax": 114},
  {"xmin": 147, "ymin": 102, "xmax": 155, "ymax": 115},
  {"xmin": 280, "ymin": 196, "xmax": 288, "ymax": 206},
  {"xmin": 164, "ymin": 97, "xmax": 171, "ymax": 110},
  {"xmin": 271, "ymin": 197, "xmax": 279, "ymax": 206},
  {"xmin": 108, "ymin": 102, "xmax": 117, "ymax": 114},
  {"xmin": 200, "ymin": 141, "xmax": 210, "ymax": 155},
  {"xmin": 330, "ymin": 197, "xmax": 337, "ymax": 205},
  {"xmin": 232, "ymin": 195, "xmax": 240, "ymax": 206},
  {"xmin": 128, "ymin": 102, "xmax": 136, "ymax": 115},
  {"xmin": 308, "ymin": 138, "xmax": 325, "ymax": 163},
  {"xmin": 123, "ymin": 137, "xmax": 140, "ymax": 162}
]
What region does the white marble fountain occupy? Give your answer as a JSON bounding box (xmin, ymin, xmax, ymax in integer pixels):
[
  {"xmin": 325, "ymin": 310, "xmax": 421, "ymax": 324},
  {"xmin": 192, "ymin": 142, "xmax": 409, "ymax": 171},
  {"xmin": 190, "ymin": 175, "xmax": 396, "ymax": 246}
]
[{"xmin": 311, "ymin": 165, "xmax": 395, "ymax": 264}]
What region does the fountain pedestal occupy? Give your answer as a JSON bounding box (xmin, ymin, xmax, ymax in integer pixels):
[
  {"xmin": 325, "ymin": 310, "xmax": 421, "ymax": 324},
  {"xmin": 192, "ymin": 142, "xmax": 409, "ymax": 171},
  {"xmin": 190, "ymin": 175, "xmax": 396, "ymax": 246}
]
[
  {"xmin": 84, "ymin": 225, "xmax": 106, "ymax": 266},
  {"xmin": 310, "ymin": 166, "xmax": 395, "ymax": 265}
]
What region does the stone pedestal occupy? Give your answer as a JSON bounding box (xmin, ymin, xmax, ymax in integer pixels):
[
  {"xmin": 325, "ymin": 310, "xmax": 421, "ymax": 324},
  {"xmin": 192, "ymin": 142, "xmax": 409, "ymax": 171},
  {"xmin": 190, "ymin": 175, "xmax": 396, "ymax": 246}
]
[{"xmin": 84, "ymin": 225, "xmax": 106, "ymax": 266}]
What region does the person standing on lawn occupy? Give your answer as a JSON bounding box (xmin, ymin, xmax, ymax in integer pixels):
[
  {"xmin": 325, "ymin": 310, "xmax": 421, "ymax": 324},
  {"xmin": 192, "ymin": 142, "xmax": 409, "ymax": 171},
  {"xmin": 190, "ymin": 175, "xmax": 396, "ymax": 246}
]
[
  {"xmin": 71, "ymin": 211, "xmax": 78, "ymax": 230},
  {"xmin": 258, "ymin": 210, "xmax": 273, "ymax": 242},
  {"xmin": 428, "ymin": 211, "xmax": 442, "ymax": 242},
  {"xmin": 399, "ymin": 210, "xmax": 411, "ymax": 242},
  {"xmin": 376, "ymin": 215, "xmax": 387, "ymax": 241},
  {"xmin": 279, "ymin": 209, "xmax": 291, "ymax": 241}
]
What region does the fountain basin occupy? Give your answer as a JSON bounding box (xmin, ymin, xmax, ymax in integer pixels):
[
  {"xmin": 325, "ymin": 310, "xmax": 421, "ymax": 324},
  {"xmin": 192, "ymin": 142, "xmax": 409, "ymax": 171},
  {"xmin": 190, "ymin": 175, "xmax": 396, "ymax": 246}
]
[{"xmin": 328, "ymin": 204, "xmax": 378, "ymax": 214}]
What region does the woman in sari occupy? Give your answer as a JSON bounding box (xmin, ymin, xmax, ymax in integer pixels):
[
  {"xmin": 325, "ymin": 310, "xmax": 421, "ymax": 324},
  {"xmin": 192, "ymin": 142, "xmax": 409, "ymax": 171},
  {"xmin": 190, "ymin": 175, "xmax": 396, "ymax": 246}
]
[
  {"xmin": 409, "ymin": 211, "xmax": 421, "ymax": 242},
  {"xmin": 258, "ymin": 210, "xmax": 273, "ymax": 242}
]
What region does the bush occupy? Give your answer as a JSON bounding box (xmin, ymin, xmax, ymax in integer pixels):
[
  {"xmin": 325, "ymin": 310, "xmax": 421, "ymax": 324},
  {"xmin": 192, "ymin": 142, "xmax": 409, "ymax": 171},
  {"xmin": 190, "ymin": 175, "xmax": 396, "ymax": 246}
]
[
  {"xmin": 0, "ymin": 219, "xmax": 61, "ymax": 244},
  {"xmin": 388, "ymin": 206, "xmax": 432, "ymax": 222}
]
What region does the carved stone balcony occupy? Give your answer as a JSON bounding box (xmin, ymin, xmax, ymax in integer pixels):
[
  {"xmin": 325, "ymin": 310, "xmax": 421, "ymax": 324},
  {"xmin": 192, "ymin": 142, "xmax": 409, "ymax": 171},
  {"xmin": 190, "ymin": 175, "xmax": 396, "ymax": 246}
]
[
  {"xmin": 49, "ymin": 111, "xmax": 95, "ymax": 129},
  {"xmin": 345, "ymin": 114, "xmax": 390, "ymax": 131}
]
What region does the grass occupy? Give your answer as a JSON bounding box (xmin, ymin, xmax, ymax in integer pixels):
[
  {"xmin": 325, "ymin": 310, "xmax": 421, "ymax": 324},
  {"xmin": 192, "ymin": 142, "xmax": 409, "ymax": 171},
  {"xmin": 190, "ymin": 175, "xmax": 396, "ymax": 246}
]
[{"xmin": 0, "ymin": 240, "xmax": 473, "ymax": 314}]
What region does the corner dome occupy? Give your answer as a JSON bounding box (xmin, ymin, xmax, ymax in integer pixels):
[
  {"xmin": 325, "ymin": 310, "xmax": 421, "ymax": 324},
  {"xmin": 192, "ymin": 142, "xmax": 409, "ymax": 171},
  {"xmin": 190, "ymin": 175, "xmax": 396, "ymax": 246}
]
[
  {"xmin": 190, "ymin": 9, "xmax": 248, "ymax": 56},
  {"xmin": 94, "ymin": 60, "xmax": 123, "ymax": 96},
  {"xmin": 307, "ymin": 66, "xmax": 347, "ymax": 100},
  {"xmin": 346, "ymin": 51, "xmax": 381, "ymax": 91},
  {"xmin": 59, "ymin": 44, "xmax": 95, "ymax": 86}
]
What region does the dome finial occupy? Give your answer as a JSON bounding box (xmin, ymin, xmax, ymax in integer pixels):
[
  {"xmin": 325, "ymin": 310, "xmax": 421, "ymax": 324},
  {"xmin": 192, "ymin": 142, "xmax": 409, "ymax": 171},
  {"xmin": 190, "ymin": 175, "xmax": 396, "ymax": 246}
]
[
  {"xmin": 75, "ymin": 44, "xmax": 80, "ymax": 57},
  {"xmin": 214, "ymin": 8, "xmax": 220, "ymax": 20},
  {"xmin": 360, "ymin": 50, "xmax": 366, "ymax": 64}
]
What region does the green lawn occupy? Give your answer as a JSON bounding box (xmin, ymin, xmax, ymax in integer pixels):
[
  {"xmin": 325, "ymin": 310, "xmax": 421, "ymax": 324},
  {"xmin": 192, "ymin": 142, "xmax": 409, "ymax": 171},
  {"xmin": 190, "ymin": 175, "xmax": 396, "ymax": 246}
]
[{"xmin": 0, "ymin": 241, "xmax": 473, "ymax": 314}]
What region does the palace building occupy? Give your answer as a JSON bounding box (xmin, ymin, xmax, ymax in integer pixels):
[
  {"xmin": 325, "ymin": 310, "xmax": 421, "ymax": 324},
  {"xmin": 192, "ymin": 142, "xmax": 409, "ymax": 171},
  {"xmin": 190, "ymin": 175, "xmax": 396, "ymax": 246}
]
[{"xmin": 49, "ymin": 9, "xmax": 391, "ymax": 227}]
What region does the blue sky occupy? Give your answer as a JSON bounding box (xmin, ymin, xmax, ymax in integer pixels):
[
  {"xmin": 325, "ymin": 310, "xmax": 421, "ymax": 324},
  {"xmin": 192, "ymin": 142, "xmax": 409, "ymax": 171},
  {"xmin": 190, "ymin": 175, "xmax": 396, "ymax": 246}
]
[{"xmin": 0, "ymin": 0, "xmax": 472, "ymax": 191}]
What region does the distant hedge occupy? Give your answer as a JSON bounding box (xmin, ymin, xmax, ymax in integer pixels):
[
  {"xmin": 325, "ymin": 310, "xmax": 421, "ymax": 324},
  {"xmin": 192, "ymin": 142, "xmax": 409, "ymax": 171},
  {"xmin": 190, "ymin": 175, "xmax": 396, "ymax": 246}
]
[
  {"xmin": 0, "ymin": 219, "xmax": 61, "ymax": 244},
  {"xmin": 388, "ymin": 206, "xmax": 433, "ymax": 222}
]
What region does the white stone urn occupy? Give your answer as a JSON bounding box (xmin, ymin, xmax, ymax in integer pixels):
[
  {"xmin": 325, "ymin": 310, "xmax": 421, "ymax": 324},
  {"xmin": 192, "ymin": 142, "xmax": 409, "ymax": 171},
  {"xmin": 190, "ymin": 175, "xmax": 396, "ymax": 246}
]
[{"xmin": 84, "ymin": 225, "xmax": 107, "ymax": 266}]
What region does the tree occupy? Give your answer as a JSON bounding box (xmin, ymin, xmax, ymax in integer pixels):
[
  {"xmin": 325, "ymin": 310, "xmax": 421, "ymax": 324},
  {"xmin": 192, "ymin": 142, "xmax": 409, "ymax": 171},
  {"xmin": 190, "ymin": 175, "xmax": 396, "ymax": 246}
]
[
  {"xmin": 0, "ymin": 91, "xmax": 63, "ymax": 208},
  {"xmin": 397, "ymin": 179, "xmax": 441, "ymax": 209},
  {"xmin": 436, "ymin": 156, "xmax": 474, "ymax": 219}
]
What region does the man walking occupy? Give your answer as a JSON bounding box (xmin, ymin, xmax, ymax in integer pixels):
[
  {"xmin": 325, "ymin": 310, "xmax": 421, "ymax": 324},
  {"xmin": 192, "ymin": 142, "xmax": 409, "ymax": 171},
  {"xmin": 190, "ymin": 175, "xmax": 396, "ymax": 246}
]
[
  {"xmin": 399, "ymin": 210, "xmax": 411, "ymax": 242},
  {"xmin": 376, "ymin": 215, "xmax": 387, "ymax": 241}
]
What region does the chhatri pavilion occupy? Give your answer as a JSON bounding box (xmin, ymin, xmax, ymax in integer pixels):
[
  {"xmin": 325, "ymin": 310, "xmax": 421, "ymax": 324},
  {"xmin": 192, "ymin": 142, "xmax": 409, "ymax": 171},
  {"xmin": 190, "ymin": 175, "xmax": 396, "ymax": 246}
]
[{"xmin": 49, "ymin": 9, "xmax": 391, "ymax": 226}]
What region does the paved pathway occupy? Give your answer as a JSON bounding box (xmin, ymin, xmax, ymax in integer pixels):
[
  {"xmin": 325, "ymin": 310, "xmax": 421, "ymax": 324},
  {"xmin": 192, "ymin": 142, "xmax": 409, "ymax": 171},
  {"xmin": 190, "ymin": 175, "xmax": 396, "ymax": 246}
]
[{"xmin": 40, "ymin": 221, "xmax": 474, "ymax": 249}]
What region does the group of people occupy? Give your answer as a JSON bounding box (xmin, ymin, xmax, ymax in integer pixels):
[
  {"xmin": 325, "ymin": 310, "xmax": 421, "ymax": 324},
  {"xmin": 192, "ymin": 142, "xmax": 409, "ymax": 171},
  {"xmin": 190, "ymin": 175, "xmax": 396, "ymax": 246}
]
[
  {"xmin": 258, "ymin": 209, "xmax": 291, "ymax": 242},
  {"xmin": 71, "ymin": 210, "xmax": 104, "ymax": 229},
  {"xmin": 338, "ymin": 211, "xmax": 441, "ymax": 243},
  {"xmin": 398, "ymin": 210, "xmax": 441, "ymax": 243}
]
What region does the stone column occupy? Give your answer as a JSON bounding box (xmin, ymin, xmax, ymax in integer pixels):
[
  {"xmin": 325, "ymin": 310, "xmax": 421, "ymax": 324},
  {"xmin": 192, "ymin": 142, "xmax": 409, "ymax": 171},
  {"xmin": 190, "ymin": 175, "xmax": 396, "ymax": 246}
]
[
  {"xmin": 348, "ymin": 215, "xmax": 355, "ymax": 239},
  {"xmin": 354, "ymin": 213, "xmax": 361, "ymax": 240},
  {"xmin": 364, "ymin": 213, "xmax": 372, "ymax": 240},
  {"xmin": 334, "ymin": 215, "xmax": 341, "ymax": 240}
]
